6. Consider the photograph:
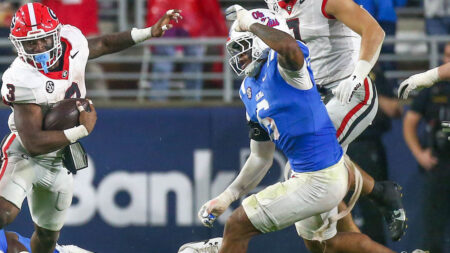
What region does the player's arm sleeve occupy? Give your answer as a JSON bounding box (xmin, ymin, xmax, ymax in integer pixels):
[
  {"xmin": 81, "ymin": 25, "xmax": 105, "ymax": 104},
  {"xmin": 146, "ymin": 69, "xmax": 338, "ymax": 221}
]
[
  {"xmin": 63, "ymin": 25, "xmax": 89, "ymax": 61},
  {"xmin": 278, "ymin": 59, "xmax": 313, "ymax": 90},
  {"xmin": 225, "ymin": 139, "xmax": 275, "ymax": 200}
]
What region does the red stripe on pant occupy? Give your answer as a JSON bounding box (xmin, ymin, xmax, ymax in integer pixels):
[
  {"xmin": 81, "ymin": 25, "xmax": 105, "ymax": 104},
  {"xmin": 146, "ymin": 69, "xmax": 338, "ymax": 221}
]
[
  {"xmin": 336, "ymin": 78, "xmax": 370, "ymax": 139},
  {"xmin": 0, "ymin": 134, "xmax": 16, "ymax": 181}
]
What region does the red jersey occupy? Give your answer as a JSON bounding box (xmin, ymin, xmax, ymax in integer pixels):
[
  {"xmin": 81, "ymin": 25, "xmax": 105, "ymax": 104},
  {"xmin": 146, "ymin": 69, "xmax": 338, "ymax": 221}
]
[
  {"xmin": 42, "ymin": 0, "xmax": 99, "ymax": 36},
  {"xmin": 146, "ymin": 0, "xmax": 228, "ymax": 37}
]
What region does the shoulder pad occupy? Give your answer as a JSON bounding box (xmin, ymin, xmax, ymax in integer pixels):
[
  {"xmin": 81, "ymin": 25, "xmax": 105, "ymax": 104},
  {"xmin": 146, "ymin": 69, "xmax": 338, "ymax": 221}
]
[
  {"xmin": 2, "ymin": 59, "xmax": 42, "ymax": 89},
  {"xmin": 61, "ymin": 25, "xmax": 89, "ymax": 59}
]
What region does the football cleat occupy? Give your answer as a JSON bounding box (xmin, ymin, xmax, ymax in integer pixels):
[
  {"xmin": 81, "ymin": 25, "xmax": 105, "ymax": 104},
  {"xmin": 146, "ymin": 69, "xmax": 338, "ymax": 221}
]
[
  {"xmin": 372, "ymin": 181, "xmax": 407, "ymax": 241},
  {"xmin": 178, "ymin": 237, "xmax": 222, "ymax": 253}
]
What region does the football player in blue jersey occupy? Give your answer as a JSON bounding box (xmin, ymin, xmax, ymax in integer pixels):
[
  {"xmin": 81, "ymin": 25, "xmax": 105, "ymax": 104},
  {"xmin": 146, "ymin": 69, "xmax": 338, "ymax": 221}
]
[
  {"xmin": 188, "ymin": 7, "xmax": 400, "ymax": 253},
  {"xmin": 0, "ymin": 228, "xmax": 91, "ymax": 253}
]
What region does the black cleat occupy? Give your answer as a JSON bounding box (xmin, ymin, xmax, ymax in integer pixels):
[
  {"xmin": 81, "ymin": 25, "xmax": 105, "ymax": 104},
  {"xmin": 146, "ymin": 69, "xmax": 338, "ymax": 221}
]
[{"xmin": 369, "ymin": 181, "xmax": 407, "ymax": 241}]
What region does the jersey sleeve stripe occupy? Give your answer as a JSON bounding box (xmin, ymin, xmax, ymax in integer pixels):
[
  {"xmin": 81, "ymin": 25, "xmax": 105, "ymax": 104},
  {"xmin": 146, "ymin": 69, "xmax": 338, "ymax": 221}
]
[{"xmin": 321, "ymin": 0, "xmax": 336, "ymax": 19}]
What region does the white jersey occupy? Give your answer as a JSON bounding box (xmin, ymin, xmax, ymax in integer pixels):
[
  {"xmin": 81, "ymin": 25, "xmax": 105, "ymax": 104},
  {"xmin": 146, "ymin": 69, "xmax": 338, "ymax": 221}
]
[
  {"xmin": 1, "ymin": 24, "xmax": 89, "ymax": 158},
  {"xmin": 274, "ymin": 0, "xmax": 361, "ymax": 88}
]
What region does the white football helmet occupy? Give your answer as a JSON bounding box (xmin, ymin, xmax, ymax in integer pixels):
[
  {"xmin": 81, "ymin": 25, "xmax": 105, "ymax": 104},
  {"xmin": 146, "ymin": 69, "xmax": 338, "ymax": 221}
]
[{"xmin": 226, "ymin": 8, "xmax": 292, "ymax": 76}]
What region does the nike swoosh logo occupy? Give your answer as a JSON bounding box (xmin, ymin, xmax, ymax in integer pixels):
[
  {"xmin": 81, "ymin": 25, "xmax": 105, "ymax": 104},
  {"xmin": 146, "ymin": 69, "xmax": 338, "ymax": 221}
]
[{"xmin": 70, "ymin": 51, "xmax": 79, "ymax": 59}]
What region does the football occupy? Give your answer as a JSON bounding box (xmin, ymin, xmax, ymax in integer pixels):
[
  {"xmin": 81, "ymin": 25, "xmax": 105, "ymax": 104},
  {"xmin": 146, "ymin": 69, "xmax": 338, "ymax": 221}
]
[{"xmin": 43, "ymin": 98, "xmax": 91, "ymax": 130}]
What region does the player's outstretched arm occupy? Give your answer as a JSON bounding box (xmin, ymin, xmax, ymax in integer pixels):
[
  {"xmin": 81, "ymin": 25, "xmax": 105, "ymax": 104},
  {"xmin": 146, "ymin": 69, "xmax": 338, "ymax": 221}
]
[
  {"xmin": 398, "ymin": 63, "xmax": 450, "ymax": 99},
  {"xmin": 198, "ymin": 140, "xmax": 275, "ymax": 227},
  {"xmin": 87, "ymin": 9, "xmax": 182, "ymax": 59}
]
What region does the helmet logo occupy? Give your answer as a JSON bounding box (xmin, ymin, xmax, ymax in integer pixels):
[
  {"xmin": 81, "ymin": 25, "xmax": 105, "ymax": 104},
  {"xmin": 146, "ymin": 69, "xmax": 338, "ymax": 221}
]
[
  {"xmin": 10, "ymin": 14, "xmax": 16, "ymax": 30},
  {"xmin": 246, "ymin": 87, "xmax": 252, "ymax": 99},
  {"xmin": 48, "ymin": 8, "xmax": 58, "ymax": 20},
  {"xmin": 251, "ymin": 11, "xmax": 280, "ymax": 27},
  {"xmin": 63, "ymin": 70, "xmax": 68, "ymax": 78},
  {"xmin": 46, "ymin": 81, "xmax": 54, "ymax": 93}
]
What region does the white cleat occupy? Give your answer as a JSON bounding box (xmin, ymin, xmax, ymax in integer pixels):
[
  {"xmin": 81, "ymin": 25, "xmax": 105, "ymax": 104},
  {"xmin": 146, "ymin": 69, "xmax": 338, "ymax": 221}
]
[
  {"xmin": 411, "ymin": 250, "xmax": 429, "ymax": 253},
  {"xmin": 178, "ymin": 237, "xmax": 223, "ymax": 253},
  {"xmin": 56, "ymin": 245, "xmax": 94, "ymax": 253}
]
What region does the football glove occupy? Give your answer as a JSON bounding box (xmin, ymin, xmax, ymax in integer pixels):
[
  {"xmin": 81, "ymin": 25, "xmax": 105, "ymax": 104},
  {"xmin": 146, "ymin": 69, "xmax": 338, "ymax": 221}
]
[
  {"xmin": 333, "ymin": 75, "xmax": 364, "ymax": 104},
  {"xmin": 198, "ymin": 190, "xmax": 235, "ymax": 228},
  {"xmin": 398, "ymin": 68, "xmax": 439, "ymax": 99}
]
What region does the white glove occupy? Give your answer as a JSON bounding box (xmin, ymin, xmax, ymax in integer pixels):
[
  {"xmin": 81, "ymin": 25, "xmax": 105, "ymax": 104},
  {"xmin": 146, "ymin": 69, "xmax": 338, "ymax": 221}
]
[
  {"xmin": 198, "ymin": 190, "xmax": 235, "ymax": 228},
  {"xmin": 225, "ymin": 4, "xmax": 245, "ymax": 21},
  {"xmin": 225, "ymin": 5, "xmax": 260, "ymax": 32},
  {"xmin": 333, "ymin": 75, "xmax": 364, "ymax": 104},
  {"xmin": 398, "ymin": 68, "xmax": 439, "ymax": 99},
  {"xmin": 333, "ymin": 60, "xmax": 372, "ymax": 104}
]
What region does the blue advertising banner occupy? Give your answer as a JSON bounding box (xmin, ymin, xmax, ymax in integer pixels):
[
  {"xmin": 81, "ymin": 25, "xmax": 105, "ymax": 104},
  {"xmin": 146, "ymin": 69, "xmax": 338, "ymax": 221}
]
[{"xmin": 0, "ymin": 107, "xmax": 430, "ymax": 252}]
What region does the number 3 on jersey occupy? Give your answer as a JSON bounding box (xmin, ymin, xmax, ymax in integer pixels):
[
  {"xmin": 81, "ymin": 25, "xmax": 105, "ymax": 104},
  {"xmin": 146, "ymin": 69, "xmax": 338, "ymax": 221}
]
[{"xmin": 256, "ymin": 99, "xmax": 280, "ymax": 141}]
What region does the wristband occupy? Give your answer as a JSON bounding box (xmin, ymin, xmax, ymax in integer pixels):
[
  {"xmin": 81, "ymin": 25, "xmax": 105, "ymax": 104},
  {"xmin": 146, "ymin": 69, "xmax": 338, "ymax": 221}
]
[
  {"xmin": 64, "ymin": 125, "xmax": 89, "ymax": 143},
  {"xmin": 352, "ymin": 60, "xmax": 372, "ymax": 80},
  {"xmin": 217, "ymin": 188, "xmax": 237, "ymax": 206},
  {"xmin": 131, "ymin": 27, "xmax": 152, "ymax": 43},
  {"xmin": 422, "ymin": 67, "xmax": 440, "ymax": 86}
]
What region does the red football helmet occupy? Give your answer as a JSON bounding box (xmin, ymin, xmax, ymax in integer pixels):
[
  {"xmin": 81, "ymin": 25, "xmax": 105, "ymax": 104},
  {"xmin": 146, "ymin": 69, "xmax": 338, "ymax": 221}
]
[{"xmin": 9, "ymin": 3, "xmax": 62, "ymax": 72}]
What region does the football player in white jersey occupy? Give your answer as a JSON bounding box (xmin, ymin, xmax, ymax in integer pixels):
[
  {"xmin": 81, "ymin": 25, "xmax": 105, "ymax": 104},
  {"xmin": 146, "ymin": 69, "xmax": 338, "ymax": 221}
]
[
  {"xmin": 264, "ymin": 0, "xmax": 406, "ymax": 242},
  {"xmin": 0, "ymin": 3, "xmax": 181, "ymax": 253}
]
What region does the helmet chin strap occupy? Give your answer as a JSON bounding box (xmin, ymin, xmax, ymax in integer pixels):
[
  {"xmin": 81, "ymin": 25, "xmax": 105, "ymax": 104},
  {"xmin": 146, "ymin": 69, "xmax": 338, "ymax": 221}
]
[
  {"xmin": 34, "ymin": 52, "xmax": 50, "ymax": 73},
  {"xmin": 245, "ymin": 60, "xmax": 265, "ymax": 77}
]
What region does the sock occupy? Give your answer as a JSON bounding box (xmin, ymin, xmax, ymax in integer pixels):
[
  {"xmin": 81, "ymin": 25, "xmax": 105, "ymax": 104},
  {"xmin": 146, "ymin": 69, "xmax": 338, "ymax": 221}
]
[{"xmin": 367, "ymin": 181, "xmax": 384, "ymax": 203}]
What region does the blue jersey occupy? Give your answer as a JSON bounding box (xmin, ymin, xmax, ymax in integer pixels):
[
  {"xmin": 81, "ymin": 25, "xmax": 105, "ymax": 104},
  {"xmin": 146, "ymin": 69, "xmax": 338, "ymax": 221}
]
[
  {"xmin": 240, "ymin": 41, "xmax": 343, "ymax": 172},
  {"xmin": 0, "ymin": 229, "xmax": 59, "ymax": 253},
  {"xmin": 0, "ymin": 229, "xmax": 6, "ymax": 252}
]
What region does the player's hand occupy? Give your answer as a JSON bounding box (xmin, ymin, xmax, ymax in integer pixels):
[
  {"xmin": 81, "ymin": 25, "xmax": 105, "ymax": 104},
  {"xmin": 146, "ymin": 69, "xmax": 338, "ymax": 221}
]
[
  {"xmin": 332, "ymin": 75, "xmax": 364, "ymax": 104},
  {"xmin": 226, "ymin": 5, "xmax": 256, "ymax": 32},
  {"xmin": 225, "ymin": 4, "xmax": 246, "ymax": 21},
  {"xmin": 151, "ymin": 9, "xmax": 182, "ymax": 38},
  {"xmin": 416, "ymin": 148, "xmax": 438, "ymax": 171},
  {"xmin": 198, "ymin": 198, "xmax": 230, "ymax": 228},
  {"xmin": 77, "ymin": 100, "xmax": 97, "ymax": 134},
  {"xmin": 398, "ymin": 73, "xmax": 434, "ymax": 99}
]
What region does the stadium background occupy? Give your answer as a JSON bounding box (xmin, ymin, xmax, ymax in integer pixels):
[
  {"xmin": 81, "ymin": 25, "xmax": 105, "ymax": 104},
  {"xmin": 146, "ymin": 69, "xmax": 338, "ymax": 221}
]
[{"xmin": 0, "ymin": 0, "xmax": 448, "ymax": 252}]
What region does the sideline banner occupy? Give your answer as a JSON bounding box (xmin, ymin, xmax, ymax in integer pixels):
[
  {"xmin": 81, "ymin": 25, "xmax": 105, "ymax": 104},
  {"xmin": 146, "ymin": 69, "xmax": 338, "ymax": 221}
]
[{"xmin": 1, "ymin": 107, "xmax": 422, "ymax": 252}]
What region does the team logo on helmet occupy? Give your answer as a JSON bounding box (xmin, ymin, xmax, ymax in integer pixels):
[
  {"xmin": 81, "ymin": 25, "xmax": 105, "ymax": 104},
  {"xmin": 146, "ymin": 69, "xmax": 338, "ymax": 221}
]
[
  {"xmin": 46, "ymin": 81, "xmax": 55, "ymax": 93},
  {"xmin": 10, "ymin": 14, "xmax": 16, "ymax": 30},
  {"xmin": 246, "ymin": 87, "xmax": 252, "ymax": 99},
  {"xmin": 48, "ymin": 8, "xmax": 58, "ymax": 20}
]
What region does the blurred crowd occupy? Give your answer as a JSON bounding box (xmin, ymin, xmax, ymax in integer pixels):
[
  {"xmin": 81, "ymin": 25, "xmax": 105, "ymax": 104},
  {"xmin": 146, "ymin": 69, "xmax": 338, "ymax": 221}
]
[{"xmin": 0, "ymin": 0, "xmax": 447, "ymax": 101}]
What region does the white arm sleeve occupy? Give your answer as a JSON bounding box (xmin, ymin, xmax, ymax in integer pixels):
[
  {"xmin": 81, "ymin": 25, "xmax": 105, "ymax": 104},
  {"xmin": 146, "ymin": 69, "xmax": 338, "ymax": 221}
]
[
  {"xmin": 225, "ymin": 140, "xmax": 275, "ymax": 201},
  {"xmin": 277, "ymin": 60, "xmax": 313, "ymax": 90}
]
